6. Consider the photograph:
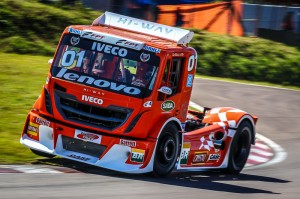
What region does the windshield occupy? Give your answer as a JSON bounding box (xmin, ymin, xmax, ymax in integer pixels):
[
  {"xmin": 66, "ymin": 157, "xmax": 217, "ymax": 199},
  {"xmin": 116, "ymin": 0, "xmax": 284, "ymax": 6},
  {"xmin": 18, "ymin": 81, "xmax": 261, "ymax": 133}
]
[{"xmin": 52, "ymin": 34, "xmax": 160, "ymax": 98}]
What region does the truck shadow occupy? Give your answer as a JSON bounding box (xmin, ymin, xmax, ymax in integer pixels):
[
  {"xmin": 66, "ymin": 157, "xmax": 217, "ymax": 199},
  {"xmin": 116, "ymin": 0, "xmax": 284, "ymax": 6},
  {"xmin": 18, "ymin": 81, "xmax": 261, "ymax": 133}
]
[{"xmin": 33, "ymin": 158, "xmax": 289, "ymax": 194}]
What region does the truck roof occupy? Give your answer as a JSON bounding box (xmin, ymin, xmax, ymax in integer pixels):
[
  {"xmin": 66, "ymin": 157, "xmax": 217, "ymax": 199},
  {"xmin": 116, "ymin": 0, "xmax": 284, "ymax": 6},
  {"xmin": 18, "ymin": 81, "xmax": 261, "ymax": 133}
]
[{"xmin": 66, "ymin": 12, "xmax": 194, "ymax": 51}]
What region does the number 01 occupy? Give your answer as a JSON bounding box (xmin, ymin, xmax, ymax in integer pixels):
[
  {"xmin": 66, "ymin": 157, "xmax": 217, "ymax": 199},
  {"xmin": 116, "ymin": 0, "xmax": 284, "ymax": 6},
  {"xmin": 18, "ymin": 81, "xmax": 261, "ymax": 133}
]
[
  {"xmin": 61, "ymin": 50, "xmax": 85, "ymax": 67},
  {"xmin": 187, "ymin": 54, "xmax": 197, "ymax": 72}
]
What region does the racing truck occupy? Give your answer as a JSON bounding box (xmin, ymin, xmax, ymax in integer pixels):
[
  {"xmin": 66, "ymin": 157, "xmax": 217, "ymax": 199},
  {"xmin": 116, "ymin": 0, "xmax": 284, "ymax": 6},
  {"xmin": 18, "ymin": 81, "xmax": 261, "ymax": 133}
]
[{"xmin": 21, "ymin": 12, "xmax": 258, "ymax": 176}]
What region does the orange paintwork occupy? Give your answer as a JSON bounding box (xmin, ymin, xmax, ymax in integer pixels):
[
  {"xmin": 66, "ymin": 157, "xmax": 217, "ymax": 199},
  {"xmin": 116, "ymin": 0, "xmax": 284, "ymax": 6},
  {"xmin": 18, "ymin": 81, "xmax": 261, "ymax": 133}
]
[{"xmin": 20, "ymin": 12, "xmax": 257, "ymax": 174}]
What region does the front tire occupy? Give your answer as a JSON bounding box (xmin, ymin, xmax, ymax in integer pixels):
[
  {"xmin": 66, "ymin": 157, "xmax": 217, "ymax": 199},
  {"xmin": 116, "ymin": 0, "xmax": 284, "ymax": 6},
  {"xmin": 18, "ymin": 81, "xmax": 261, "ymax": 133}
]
[
  {"xmin": 225, "ymin": 121, "xmax": 252, "ymax": 174},
  {"xmin": 153, "ymin": 124, "xmax": 180, "ymax": 177},
  {"xmin": 30, "ymin": 149, "xmax": 55, "ymax": 158}
]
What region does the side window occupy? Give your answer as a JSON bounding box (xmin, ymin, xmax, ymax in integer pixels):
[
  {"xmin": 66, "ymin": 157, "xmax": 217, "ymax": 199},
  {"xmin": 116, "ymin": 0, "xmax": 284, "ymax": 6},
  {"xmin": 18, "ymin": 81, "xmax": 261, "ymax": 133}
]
[
  {"xmin": 158, "ymin": 60, "xmax": 171, "ymax": 101},
  {"xmin": 163, "ymin": 60, "xmax": 170, "ymax": 85},
  {"xmin": 158, "ymin": 58, "xmax": 184, "ymax": 101},
  {"xmin": 168, "ymin": 58, "xmax": 183, "ymax": 97}
]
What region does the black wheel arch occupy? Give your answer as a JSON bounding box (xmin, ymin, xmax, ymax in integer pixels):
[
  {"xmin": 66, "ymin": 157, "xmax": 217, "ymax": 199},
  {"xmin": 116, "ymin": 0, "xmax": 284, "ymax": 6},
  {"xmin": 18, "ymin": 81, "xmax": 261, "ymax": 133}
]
[{"xmin": 169, "ymin": 120, "xmax": 183, "ymax": 143}]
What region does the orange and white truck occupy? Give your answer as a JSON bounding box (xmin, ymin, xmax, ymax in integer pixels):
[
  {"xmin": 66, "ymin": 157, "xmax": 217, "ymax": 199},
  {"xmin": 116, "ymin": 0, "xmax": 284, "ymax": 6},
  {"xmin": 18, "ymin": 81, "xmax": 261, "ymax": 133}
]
[{"xmin": 21, "ymin": 12, "xmax": 258, "ymax": 176}]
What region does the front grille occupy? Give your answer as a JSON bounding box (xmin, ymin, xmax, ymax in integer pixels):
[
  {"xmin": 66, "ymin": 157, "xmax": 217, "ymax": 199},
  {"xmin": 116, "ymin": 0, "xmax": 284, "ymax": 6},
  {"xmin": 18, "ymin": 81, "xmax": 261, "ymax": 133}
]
[
  {"xmin": 54, "ymin": 90, "xmax": 132, "ymax": 130},
  {"xmin": 62, "ymin": 135, "xmax": 107, "ymax": 158}
]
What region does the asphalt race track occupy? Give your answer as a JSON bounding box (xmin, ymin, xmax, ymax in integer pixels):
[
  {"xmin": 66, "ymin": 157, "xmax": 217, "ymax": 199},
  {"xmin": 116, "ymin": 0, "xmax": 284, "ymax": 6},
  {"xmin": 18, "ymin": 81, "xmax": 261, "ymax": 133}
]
[{"xmin": 1, "ymin": 78, "xmax": 299, "ymax": 199}]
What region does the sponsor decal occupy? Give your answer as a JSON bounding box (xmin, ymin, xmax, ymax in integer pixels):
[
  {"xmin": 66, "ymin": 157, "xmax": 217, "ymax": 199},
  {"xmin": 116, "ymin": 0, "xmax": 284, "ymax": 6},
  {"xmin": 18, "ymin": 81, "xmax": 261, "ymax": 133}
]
[
  {"xmin": 161, "ymin": 100, "xmax": 175, "ymax": 112},
  {"xmin": 143, "ymin": 45, "xmax": 161, "ymax": 53},
  {"xmin": 75, "ymin": 129, "xmax": 102, "ymax": 144},
  {"xmin": 116, "ymin": 39, "xmax": 142, "ymax": 49},
  {"xmin": 36, "ymin": 117, "xmax": 50, "ymax": 127},
  {"xmin": 130, "ymin": 148, "xmax": 145, "ymax": 163},
  {"xmin": 81, "ymin": 31, "xmax": 106, "ymax": 42},
  {"xmin": 143, "ymin": 101, "xmax": 152, "ymax": 108},
  {"xmin": 199, "ymin": 136, "xmax": 214, "ymax": 151},
  {"xmin": 208, "ymin": 154, "xmax": 221, "ymax": 161},
  {"xmin": 186, "ymin": 74, "xmax": 193, "ymax": 87},
  {"xmin": 98, "ymin": 12, "xmax": 192, "ymax": 44},
  {"xmin": 82, "ymin": 30, "xmax": 144, "ymax": 50},
  {"xmin": 55, "ymin": 68, "xmax": 141, "ymax": 96},
  {"xmin": 27, "ymin": 122, "xmax": 38, "ymax": 136},
  {"xmin": 70, "ymin": 36, "xmax": 80, "ymax": 46},
  {"xmin": 120, "ymin": 139, "xmax": 136, "ymax": 147},
  {"xmin": 180, "ymin": 142, "xmax": 191, "ymax": 165},
  {"xmin": 158, "ymin": 86, "xmax": 172, "ymax": 95},
  {"xmin": 68, "ymin": 154, "xmax": 90, "ymax": 161},
  {"xmin": 192, "ymin": 152, "xmax": 207, "ymax": 164},
  {"xmin": 91, "ymin": 42, "xmax": 128, "ymax": 57},
  {"xmin": 140, "ymin": 52, "xmax": 150, "ymax": 62},
  {"xmin": 82, "ymin": 95, "xmax": 103, "ymax": 105},
  {"xmin": 68, "ymin": 27, "xmax": 82, "ymax": 35},
  {"xmin": 83, "ymin": 88, "xmax": 105, "ymax": 95},
  {"xmin": 172, "ymin": 52, "xmax": 184, "ymax": 57},
  {"xmin": 117, "ymin": 17, "xmax": 173, "ymax": 34},
  {"xmin": 131, "ymin": 79, "xmax": 146, "ymax": 87}
]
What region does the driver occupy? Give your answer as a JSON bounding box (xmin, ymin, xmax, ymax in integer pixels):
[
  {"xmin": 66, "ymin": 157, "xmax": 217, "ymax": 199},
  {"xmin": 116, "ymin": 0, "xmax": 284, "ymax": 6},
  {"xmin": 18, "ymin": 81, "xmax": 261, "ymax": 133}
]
[
  {"xmin": 131, "ymin": 63, "xmax": 152, "ymax": 87},
  {"xmin": 92, "ymin": 59, "xmax": 104, "ymax": 75},
  {"xmin": 82, "ymin": 57, "xmax": 90, "ymax": 74}
]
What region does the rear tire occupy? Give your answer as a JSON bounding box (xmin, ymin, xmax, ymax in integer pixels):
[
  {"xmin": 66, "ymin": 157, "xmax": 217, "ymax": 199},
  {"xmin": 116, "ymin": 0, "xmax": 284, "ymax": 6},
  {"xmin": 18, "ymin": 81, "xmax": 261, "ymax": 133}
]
[
  {"xmin": 225, "ymin": 121, "xmax": 252, "ymax": 174},
  {"xmin": 30, "ymin": 149, "xmax": 55, "ymax": 158},
  {"xmin": 153, "ymin": 124, "xmax": 180, "ymax": 177}
]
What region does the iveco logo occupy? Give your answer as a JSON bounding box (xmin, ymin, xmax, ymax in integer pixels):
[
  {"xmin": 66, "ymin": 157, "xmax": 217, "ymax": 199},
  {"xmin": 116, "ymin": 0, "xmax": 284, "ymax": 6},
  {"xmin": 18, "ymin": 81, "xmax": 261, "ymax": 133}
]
[
  {"xmin": 82, "ymin": 95, "xmax": 103, "ymax": 105},
  {"xmin": 91, "ymin": 41, "xmax": 127, "ymax": 57}
]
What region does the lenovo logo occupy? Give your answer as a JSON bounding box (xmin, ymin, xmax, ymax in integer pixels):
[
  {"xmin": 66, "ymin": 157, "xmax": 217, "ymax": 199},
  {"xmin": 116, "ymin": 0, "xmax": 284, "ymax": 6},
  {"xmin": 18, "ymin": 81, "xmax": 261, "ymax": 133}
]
[{"xmin": 55, "ymin": 68, "xmax": 141, "ymax": 96}]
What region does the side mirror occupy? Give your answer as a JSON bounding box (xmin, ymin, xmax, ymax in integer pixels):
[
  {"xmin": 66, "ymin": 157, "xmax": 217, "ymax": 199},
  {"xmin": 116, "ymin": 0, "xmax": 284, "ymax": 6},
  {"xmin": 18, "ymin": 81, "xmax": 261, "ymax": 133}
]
[
  {"xmin": 48, "ymin": 58, "xmax": 53, "ymax": 65},
  {"xmin": 158, "ymin": 86, "xmax": 172, "ymax": 95}
]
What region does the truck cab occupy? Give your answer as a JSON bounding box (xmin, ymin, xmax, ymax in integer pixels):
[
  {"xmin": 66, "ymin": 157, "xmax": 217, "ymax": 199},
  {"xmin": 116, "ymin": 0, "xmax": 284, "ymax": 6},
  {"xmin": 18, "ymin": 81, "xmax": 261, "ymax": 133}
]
[
  {"xmin": 50, "ymin": 24, "xmax": 196, "ymax": 139},
  {"xmin": 21, "ymin": 12, "xmax": 196, "ymax": 175}
]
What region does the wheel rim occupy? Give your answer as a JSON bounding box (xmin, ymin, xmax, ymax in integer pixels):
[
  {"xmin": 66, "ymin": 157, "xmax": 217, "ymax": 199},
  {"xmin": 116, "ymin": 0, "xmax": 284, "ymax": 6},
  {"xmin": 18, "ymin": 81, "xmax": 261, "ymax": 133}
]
[{"xmin": 158, "ymin": 135, "xmax": 176, "ymax": 166}]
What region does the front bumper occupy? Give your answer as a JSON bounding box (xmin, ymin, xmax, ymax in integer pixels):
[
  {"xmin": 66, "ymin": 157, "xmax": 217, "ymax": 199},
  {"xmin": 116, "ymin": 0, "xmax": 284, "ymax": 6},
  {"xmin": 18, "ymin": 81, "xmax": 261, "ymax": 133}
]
[{"xmin": 20, "ymin": 111, "xmax": 156, "ymax": 173}]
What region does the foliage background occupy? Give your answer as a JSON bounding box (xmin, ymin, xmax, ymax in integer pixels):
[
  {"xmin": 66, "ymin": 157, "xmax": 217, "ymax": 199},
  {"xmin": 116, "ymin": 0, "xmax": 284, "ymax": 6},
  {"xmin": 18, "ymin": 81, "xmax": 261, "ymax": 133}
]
[{"xmin": 1, "ymin": 0, "xmax": 299, "ymax": 86}]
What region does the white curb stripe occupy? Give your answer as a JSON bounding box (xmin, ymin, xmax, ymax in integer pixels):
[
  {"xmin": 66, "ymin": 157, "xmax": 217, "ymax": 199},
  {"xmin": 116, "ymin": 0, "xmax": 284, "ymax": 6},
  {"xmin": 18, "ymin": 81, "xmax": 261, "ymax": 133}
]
[
  {"xmin": 245, "ymin": 133, "xmax": 287, "ymax": 169},
  {"xmin": 250, "ymin": 148, "xmax": 274, "ymax": 157},
  {"xmin": 254, "ymin": 142, "xmax": 271, "ymax": 150},
  {"xmin": 247, "ymin": 155, "xmax": 269, "ymax": 162},
  {"xmin": 8, "ymin": 165, "xmax": 62, "ymax": 174}
]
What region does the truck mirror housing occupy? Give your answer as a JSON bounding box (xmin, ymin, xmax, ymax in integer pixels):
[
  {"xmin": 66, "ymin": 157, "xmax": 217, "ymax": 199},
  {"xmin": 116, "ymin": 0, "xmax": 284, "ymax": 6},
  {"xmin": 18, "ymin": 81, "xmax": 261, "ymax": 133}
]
[
  {"xmin": 48, "ymin": 58, "xmax": 53, "ymax": 65},
  {"xmin": 158, "ymin": 86, "xmax": 172, "ymax": 95}
]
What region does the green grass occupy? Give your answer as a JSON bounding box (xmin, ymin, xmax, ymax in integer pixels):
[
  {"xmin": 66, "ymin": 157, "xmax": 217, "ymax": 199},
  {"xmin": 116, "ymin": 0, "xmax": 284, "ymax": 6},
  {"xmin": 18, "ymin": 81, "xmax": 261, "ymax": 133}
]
[
  {"xmin": 0, "ymin": 0, "xmax": 101, "ymax": 55},
  {"xmin": 0, "ymin": 53, "xmax": 50, "ymax": 163}
]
